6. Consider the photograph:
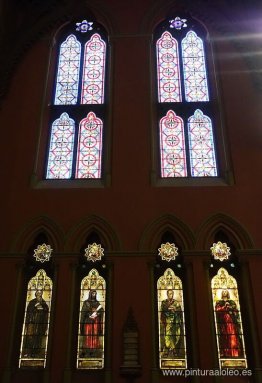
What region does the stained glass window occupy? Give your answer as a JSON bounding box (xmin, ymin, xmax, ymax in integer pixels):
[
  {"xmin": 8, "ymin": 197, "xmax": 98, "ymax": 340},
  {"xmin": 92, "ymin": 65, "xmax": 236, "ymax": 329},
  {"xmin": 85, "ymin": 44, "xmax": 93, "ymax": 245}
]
[
  {"xmin": 211, "ymin": 268, "xmax": 247, "ymax": 369},
  {"xmin": 181, "ymin": 31, "xmax": 209, "ymax": 102},
  {"xmin": 19, "ymin": 269, "xmax": 52, "ymax": 368},
  {"xmin": 157, "ymin": 268, "xmax": 187, "ymax": 369},
  {"xmin": 46, "ymin": 21, "xmax": 107, "ymax": 180},
  {"xmin": 54, "ymin": 35, "xmax": 81, "ymax": 105},
  {"xmin": 46, "ymin": 112, "xmax": 75, "ymax": 179},
  {"xmin": 159, "ymin": 110, "xmax": 187, "ymax": 177},
  {"xmin": 77, "ymin": 268, "xmax": 106, "ymax": 369},
  {"xmin": 76, "ymin": 112, "xmax": 103, "ymax": 178},
  {"xmin": 188, "ymin": 109, "xmax": 217, "ymax": 176},
  {"xmin": 156, "ymin": 31, "xmax": 181, "ymax": 103},
  {"xmin": 81, "ymin": 33, "xmax": 106, "ymax": 104},
  {"xmin": 155, "ymin": 16, "xmax": 218, "ymax": 179}
]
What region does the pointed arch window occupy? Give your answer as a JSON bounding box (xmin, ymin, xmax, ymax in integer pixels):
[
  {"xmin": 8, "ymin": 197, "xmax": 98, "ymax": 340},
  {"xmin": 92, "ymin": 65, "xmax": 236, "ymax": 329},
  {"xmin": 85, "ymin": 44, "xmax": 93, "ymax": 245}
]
[
  {"xmin": 45, "ymin": 20, "xmax": 108, "ymax": 180},
  {"xmin": 156, "ymin": 236, "xmax": 187, "ymax": 370},
  {"xmin": 155, "ymin": 15, "xmax": 218, "ymax": 180},
  {"xmin": 77, "ymin": 268, "xmax": 106, "ymax": 369},
  {"xmin": 211, "ymin": 267, "xmax": 247, "ymax": 369},
  {"xmin": 19, "ymin": 269, "xmax": 53, "ymax": 368},
  {"xmin": 159, "ymin": 110, "xmax": 187, "ymax": 177},
  {"xmin": 157, "ymin": 267, "xmax": 187, "ymax": 369}
]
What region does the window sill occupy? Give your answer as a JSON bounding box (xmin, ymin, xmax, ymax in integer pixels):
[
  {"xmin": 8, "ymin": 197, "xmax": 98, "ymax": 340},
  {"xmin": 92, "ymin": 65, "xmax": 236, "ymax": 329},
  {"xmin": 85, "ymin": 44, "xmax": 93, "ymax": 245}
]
[
  {"xmin": 30, "ymin": 174, "xmax": 110, "ymax": 189},
  {"xmin": 151, "ymin": 172, "xmax": 234, "ymax": 187}
]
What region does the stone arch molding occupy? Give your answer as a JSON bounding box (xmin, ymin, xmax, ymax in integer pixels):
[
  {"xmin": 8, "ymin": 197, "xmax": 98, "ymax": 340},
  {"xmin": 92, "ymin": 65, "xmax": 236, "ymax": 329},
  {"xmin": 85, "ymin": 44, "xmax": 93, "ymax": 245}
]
[
  {"xmin": 139, "ymin": 214, "xmax": 195, "ymax": 252},
  {"xmin": 65, "ymin": 214, "xmax": 121, "ymax": 253},
  {"xmin": 10, "ymin": 215, "xmax": 65, "ymax": 253},
  {"xmin": 196, "ymin": 212, "xmax": 254, "ymax": 250}
]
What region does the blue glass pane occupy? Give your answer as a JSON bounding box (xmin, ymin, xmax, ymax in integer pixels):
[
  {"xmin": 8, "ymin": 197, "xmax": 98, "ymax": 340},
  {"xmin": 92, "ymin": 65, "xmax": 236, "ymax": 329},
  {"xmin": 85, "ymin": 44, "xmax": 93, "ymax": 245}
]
[
  {"xmin": 46, "ymin": 113, "xmax": 75, "ymax": 179},
  {"xmin": 54, "ymin": 34, "xmax": 81, "ymax": 105},
  {"xmin": 182, "ymin": 31, "xmax": 209, "ymax": 102},
  {"xmin": 188, "ymin": 109, "xmax": 217, "ymax": 176}
]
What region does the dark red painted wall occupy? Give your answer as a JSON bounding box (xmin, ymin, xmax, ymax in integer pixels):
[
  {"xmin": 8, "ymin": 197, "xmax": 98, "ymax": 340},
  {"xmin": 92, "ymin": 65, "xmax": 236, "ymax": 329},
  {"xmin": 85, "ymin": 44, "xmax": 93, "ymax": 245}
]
[{"xmin": 0, "ymin": 1, "xmax": 262, "ymax": 382}]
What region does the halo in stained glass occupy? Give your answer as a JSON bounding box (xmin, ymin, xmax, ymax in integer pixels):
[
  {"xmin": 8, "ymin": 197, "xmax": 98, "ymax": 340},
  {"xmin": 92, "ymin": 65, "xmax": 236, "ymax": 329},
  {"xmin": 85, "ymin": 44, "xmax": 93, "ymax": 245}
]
[
  {"xmin": 211, "ymin": 268, "xmax": 247, "ymax": 369},
  {"xmin": 19, "ymin": 270, "xmax": 52, "ymax": 368},
  {"xmin": 157, "ymin": 268, "xmax": 187, "ymax": 369},
  {"xmin": 77, "ymin": 269, "xmax": 106, "ymax": 369}
]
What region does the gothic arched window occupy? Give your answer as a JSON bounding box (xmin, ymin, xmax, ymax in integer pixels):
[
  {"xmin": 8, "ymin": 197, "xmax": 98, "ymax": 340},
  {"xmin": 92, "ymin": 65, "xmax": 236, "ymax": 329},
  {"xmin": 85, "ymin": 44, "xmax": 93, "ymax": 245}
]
[
  {"xmin": 157, "ymin": 268, "xmax": 187, "ymax": 369},
  {"xmin": 77, "ymin": 267, "xmax": 106, "ymax": 369},
  {"xmin": 210, "ymin": 239, "xmax": 248, "ymax": 369},
  {"xmin": 157, "ymin": 239, "xmax": 187, "ymax": 369},
  {"xmin": 211, "ymin": 268, "xmax": 247, "ymax": 369},
  {"xmin": 46, "ymin": 20, "xmax": 108, "ymax": 180},
  {"xmin": 155, "ymin": 15, "xmax": 218, "ymax": 179},
  {"xmin": 19, "ymin": 269, "xmax": 53, "ymax": 368}
]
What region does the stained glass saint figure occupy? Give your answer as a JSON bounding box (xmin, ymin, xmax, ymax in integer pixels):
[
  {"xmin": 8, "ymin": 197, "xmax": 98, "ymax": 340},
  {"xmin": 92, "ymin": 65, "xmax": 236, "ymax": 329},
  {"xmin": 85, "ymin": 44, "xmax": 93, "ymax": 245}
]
[
  {"xmin": 211, "ymin": 268, "xmax": 247, "ymax": 369},
  {"xmin": 77, "ymin": 268, "xmax": 106, "ymax": 369},
  {"xmin": 19, "ymin": 269, "xmax": 52, "ymax": 368},
  {"xmin": 157, "ymin": 268, "xmax": 187, "ymax": 369}
]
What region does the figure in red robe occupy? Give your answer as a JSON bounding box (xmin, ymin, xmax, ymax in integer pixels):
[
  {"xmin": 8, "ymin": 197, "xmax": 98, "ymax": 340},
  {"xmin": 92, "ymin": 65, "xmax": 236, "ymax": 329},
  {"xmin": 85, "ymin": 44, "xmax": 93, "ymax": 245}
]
[
  {"xmin": 215, "ymin": 289, "xmax": 243, "ymax": 358},
  {"xmin": 80, "ymin": 290, "xmax": 103, "ymax": 357}
]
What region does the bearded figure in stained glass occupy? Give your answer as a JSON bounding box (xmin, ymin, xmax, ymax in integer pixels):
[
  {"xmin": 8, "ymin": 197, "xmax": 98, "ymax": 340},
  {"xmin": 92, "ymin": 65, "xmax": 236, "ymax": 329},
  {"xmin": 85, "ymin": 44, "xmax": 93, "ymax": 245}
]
[
  {"xmin": 80, "ymin": 289, "xmax": 104, "ymax": 357},
  {"xmin": 160, "ymin": 289, "xmax": 183, "ymax": 357},
  {"xmin": 215, "ymin": 289, "xmax": 243, "ymax": 358},
  {"xmin": 22, "ymin": 290, "xmax": 49, "ymax": 358}
]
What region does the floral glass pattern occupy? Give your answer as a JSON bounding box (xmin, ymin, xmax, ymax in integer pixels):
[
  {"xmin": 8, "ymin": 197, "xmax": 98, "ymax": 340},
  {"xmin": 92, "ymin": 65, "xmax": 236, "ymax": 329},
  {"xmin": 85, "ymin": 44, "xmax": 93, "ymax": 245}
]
[
  {"xmin": 19, "ymin": 270, "xmax": 52, "ymax": 368},
  {"xmin": 157, "ymin": 268, "xmax": 187, "ymax": 369},
  {"xmin": 211, "ymin": 268, "xmax": 247, "ymax": 369},
  {"xmin": 77, "ymin": 268, "xmax": 106, "ymax": 369}
]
